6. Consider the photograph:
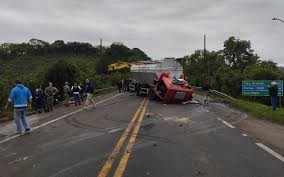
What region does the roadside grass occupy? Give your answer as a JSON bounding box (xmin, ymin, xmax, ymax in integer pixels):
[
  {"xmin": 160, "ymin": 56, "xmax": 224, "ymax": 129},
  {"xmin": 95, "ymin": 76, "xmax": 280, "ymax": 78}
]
[
  {"xmin": 193, "ymin": 87, "xmax": 284, "ymax": 125},
  {"xmin": 212, "ymin": 95, "xmax": 284, "ymax": 125}
]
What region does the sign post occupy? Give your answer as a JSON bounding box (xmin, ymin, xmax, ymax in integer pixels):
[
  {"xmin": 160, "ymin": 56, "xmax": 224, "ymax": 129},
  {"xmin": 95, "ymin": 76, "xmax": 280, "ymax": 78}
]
[{"xmin": 242, "ymin": 80, "xmax": 283, "ymax": 108}]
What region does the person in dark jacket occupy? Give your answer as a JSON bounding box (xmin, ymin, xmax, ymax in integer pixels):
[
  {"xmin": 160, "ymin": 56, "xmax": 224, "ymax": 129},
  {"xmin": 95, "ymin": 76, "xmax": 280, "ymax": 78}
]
[
  {"xmin": 117, "ymin": 80, "xmax": 123, "ymax": 93},
  {"xmin": 83, "ymin": 79, "xmax": 96, "ymax": 109},
  {"xmin": 79, "ymin": 83, "xmax": 84, "ymax": 103},
  {"xmin": 71, "ymin": 82, "xmax": 82, "ymax": 106},
  {"xmin": 202, "ymin": 82, "xmax": 212, "ymax": 104},
  {"xmin": 34, "ymin": 85, "xmax": 45, "ymax": 113},
  {"xmin": 269, "ymin": 81, "xmax": 278, "ymax": 111}
]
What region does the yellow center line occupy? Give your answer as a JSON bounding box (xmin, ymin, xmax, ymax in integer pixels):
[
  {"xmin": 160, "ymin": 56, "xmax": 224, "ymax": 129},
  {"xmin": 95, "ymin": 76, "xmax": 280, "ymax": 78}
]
[
  {"xmin": 97, "ymin": 98, "xmax": 146, "ymax": 177},
  {"xmin": 113, "ymin": 99, "xmax": 149, "ymax": 177}
]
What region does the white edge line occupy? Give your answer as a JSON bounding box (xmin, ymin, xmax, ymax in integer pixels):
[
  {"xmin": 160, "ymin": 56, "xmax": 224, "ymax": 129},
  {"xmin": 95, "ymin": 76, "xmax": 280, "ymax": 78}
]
[
  {"xmin": 107, "ymin": 128, "xmax": 123, "ymax": 134},
  {"xmin": 256, "ymin": 143, "xmax": 284, "ymax": 162},
  {"xmin": 221, "ymin": 120, "xmax": 236, "ymax": 129},
  {"xmin": 0, "ymin": 93, "xmax": 123, "ymax": 144},
  {"xmin": 217, "ymin": 117, "xmax": 235, "ymax": 129}
]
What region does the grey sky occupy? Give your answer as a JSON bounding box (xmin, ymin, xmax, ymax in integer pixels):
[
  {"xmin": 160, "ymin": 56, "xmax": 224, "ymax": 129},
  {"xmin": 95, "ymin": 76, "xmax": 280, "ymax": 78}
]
[{"xmin": 0, "ymin": 0, "xmax": 283, "ymax": 65}]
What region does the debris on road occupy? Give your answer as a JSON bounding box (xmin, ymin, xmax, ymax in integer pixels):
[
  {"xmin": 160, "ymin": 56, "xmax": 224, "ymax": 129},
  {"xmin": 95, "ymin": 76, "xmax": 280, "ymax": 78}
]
[
  {"xmin": 182, "ymin": 99, "xmax": 201, "ymax": 105},
  {"xmin": 194, "ymin": 171, "xmax": 204, "ymax": 176},
  {"xmin": 8, "ymin": 156, "xmax": 29, "ymax": 164}
]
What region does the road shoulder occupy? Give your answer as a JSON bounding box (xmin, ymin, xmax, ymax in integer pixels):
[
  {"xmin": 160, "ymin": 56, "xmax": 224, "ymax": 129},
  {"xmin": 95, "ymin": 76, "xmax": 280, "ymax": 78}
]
[
  {"xmin": 0, "ymin": 91, "xmax": 120, "ymax": 141},
  {"xmin": 209, "ymin": 101, "xmax": 284, "ymax": 155}
]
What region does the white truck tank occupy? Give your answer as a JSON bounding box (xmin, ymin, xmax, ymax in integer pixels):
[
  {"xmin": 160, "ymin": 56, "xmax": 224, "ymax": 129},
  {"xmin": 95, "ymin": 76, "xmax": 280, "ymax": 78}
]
[{"xmin": 130, "ymin": 58, "xmax": 184, "ymax": 86}]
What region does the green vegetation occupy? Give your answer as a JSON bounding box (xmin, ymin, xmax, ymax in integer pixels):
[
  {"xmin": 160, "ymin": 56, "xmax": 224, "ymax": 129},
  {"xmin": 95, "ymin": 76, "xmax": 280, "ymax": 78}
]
[
  {"xmin": 1, "ymin": 36, "xmax": 284, "ymax": 124},
  {"xmin": 215, "ymin": 96, "xmax": 284, "ymax": 125},
  {"xmin": 179, "ymin": 36, "xmax": 284, "ymax": 106},
  {"xmin": 0, "ymin": 39, "xmax": 150, "ymax": 118}
]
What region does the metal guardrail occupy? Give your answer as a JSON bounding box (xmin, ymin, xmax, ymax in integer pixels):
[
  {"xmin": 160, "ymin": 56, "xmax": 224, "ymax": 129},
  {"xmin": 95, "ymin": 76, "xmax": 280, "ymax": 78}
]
[
  {"xmin": 211, "ymin": 90, "xmax": 236, "ymax": 100},
  {"xmin": 192, "ymin": 86, "xmax": 236, "ymax": 101}
]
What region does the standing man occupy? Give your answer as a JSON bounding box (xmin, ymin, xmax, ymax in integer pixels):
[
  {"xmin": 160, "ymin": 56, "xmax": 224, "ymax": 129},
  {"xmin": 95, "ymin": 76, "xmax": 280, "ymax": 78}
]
[
  {"xmin": 202, "ymin": 81, "xmax": 212, "ymax": 104},
  {"xmin": 117, "ymin": 80, "xmax": 122, "ymax": 93},
  {"xmin": 34, "ymin": 85, "xmax": 45, "ymax": 113},
  {"xmin": 79, "ymin": 83, "xmax": 85, "ymax": 103},
  {"xmin": 63, "ymin": 82, "xmax": 71, "ymax": 106},
  {"xmin": 83, "ymin": 79, "xmax": 96, "ymax": 110},
  {"xmin": 5, "ymin": 80, "xmax": 32, "ymax": 134},
  {"xmin": 71, "ymin": 82, "xmax": 82, "ymax": 106},
  {"xmin": 269, "ymin": 81, "xmax": 278, "ymax": 111},
  {"xmin": 44, "ymin": 82, "xmax": 59, "ymax": 112}
]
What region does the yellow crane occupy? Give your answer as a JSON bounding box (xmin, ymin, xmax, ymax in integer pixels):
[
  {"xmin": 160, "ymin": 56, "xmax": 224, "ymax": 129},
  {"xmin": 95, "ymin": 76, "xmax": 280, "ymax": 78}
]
[{"xmin": 107, "ymin": 62, "xmax": 131, "ymax": 72}]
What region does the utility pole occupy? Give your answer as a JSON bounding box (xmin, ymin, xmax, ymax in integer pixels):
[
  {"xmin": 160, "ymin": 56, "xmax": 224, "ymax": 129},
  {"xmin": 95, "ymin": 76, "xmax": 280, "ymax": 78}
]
[
  {"xmin": 204, "ymin": 34, "xmax": 206, "ymax": 53},
  {"xmin": 204, "ymin": 34, "xmax": 209, "ymax": 76},
  {"xmin": 100, "ymin": 38, "xmax": 103, "ymax": 89},
  {"xmin": 100, "ymin": 38, "xmax": 103, "ymax": 56}
]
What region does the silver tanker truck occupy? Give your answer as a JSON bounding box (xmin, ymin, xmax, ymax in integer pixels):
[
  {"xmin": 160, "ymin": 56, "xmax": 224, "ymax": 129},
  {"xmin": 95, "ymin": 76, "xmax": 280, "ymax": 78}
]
[{"xmin": 129, "ymin": 58, "xmax": 193, "ymax": 103}]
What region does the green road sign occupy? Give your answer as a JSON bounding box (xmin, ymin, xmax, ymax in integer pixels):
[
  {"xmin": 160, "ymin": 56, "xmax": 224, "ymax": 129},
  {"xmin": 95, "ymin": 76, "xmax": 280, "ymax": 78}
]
[{"xmin": 242, "ymin": 80, "xmax": 283, "ymax": 96}]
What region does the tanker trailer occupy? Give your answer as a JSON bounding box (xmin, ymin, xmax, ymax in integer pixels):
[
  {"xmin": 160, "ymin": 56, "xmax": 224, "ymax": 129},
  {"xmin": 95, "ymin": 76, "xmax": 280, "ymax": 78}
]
[{"xmin": 130, "ymin": 58, "xmax": 193, "ymax": 103}]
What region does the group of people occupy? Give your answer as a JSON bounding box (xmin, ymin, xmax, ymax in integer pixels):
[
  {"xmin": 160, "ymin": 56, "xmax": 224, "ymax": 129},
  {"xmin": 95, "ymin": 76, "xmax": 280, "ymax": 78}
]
[
  {"xmin": 34, "ymin": 82, "xmax": 59, "ymax": 113},
  {"xmin": 34, "ymin": 79, "xmax": 96, "ymax": 113},
  {"xmin": 5, "ymin": 78, "xmax": 96, "ymax": 134},
  {"xmin": 117, "ymin": 79, "xmax": 130, "ymax": 93}
]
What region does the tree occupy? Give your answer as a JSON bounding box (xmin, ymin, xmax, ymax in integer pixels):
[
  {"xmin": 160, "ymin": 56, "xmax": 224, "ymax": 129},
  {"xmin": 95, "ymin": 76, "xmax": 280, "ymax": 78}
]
[
  {"xmin": 130, "ymin": 48, "xmax": 151, "ymax": 61},
  {"xmin": 223, "ymin": 36, "xmax": 258, "ymax": 71},
  {"xmin": 45, "ymin": 60, "xmax": 78, "ymax": 92},
  {"xmin": 51, "ymin": 40, "xmax": 66, "ymax": 54},
  {"xmin": 29, "ymin": 39, "xmax": 49, "ymax": 47},
  {"xmin": 106, "ymin": 43, "xmax": 132, "ymax": 60},
  {"xmin": 182, "ymin": 50, "xmax": 226, "ymax": 86},
  {"xmin": 245, "ymin": 60, "xmax": 281, "ymax": 80}
]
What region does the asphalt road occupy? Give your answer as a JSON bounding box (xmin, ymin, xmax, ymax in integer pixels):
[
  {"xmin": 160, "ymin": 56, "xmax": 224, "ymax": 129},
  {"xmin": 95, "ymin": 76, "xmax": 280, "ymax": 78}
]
[{"xmin": 0, "ymin": 92, "xmax": 283, "ymax": 177}]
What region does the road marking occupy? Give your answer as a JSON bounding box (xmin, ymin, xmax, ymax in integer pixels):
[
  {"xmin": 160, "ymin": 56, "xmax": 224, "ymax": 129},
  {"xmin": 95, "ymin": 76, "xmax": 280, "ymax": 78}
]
[
  {"xmin": 107, "ymin": 128, "xmax": 123, "ymax": 134},
  {"xmin": 217, "ymin": 118, "xmax": 235, "ymax": 129},
  {"xmin": 221, "ymin": 120, "xmax": 236, "ymax": 129},
  {"xmin": 113, "ymin": 99, "xmax": 149, "ymax": 177},
  {"xmin": 242, "ymin": 134, "xmax": 248, "ymax": 137},
  {"xmin": 0, "ymin": 145, "xmax": 7, "ymax": 151},
  {"xmin": 256, "ymin": 143, "xmax": 284, "ymax": 162},
  {"xmin": 97, "ymin": 98, "xmax": 146, "ymax": 177},
  {"xmin": 0, "ymin": 93, "xmax": 123, "ymax": 145}
]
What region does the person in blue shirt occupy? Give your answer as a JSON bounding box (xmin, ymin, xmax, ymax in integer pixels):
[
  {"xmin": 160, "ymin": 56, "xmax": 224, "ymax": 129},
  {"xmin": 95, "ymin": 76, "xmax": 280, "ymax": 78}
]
[{"xmin": 5, "ymin": 80, "xmax": 32, "ymax": 134}]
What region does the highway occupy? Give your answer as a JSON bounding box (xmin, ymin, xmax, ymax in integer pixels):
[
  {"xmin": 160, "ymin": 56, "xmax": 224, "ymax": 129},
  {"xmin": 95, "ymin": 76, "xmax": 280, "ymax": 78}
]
[{"xmin": 0, "ymin": 92, "xmax": 284, "ymax": 177}]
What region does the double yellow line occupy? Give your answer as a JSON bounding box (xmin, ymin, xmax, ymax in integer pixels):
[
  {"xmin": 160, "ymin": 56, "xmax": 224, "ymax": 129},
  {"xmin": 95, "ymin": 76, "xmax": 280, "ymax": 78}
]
[{"xmin": 97, "ymin": 98, "xmax": 149, "ymax": 177}]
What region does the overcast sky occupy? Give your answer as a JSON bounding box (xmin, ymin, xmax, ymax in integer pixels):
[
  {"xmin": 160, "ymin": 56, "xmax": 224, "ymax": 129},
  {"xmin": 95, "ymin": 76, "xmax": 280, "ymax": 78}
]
[{"xmin": 0, "ymin": 0, "xmax": 283, "ymax": 65}]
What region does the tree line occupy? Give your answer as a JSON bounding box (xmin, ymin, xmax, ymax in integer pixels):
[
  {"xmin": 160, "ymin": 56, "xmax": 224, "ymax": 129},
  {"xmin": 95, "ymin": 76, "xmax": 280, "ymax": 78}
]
[
  {"xmin": 178, "ymin": 36, "xmax": 284, "ymax": 104},
  {"xmin": 1, "ymin": 36, "xmax": 283, "ymax": 112},
  {"xmin": 0, "ymin": 39, "xmax": 150, "ymax": 113}
]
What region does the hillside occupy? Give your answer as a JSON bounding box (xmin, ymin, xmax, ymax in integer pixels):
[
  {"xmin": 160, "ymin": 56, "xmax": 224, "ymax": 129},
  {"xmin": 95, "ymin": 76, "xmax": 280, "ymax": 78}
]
[
  {"xmin": 0, "ymin": 55, "xmax": 97, "ymax": 80},
  {"xmin": 0, "ymin": 40, "xmax": 150, "ymax": 110}
]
